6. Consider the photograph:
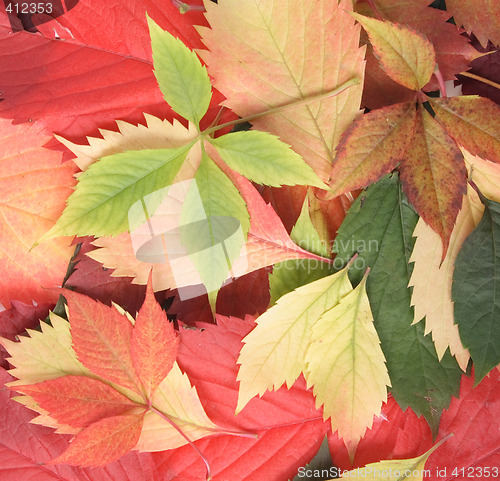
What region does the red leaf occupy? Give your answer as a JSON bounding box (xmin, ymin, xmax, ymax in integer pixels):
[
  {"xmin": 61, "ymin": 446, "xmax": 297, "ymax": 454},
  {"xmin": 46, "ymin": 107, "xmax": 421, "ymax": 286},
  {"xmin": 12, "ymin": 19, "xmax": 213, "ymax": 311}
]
[
  {"xmin": 49, "ymin": 412, "xmax": 146, "ymax": 467},
  {"xmin": 14, "ymin": 376, "xmax": 138, "ymax": 428},
  {"xmin": 130, "ymin": 276, "xmax": 179, "ymax": 397},
  {"xmin": 0, "ymin": 301, "xmax": 50, "ymax": 368},
  {"xmin": 165, "ymin": 315, "xmax": 329, "ymax": 480},
  {"xmin": 63, "ymin": 290, "xmax": 141, "ymax": 392},
  {"xmin": 0, "ymin": 3, "xmax": 230, "ymax": 142},
  {"xmin": 0, "ymin": 119, "xmax": 77, "ymax": 309},
  {"xmin": 0, "ymin": 367, "xmax": 160, "ymax": 480},
  {"xmin": 65, "ymin": 239, "xmax": 147, "ymax": 315},
  {"xmin": 425, "ymin": 369, "xmax": 500, "ymax": 480}
]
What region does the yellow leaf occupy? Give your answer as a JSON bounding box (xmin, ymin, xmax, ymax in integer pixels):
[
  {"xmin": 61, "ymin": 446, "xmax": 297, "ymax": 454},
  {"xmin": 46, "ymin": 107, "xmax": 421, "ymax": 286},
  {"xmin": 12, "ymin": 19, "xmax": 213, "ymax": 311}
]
[
  {"xmin": 335, "ymin": 436, "xmax": 449, "ymax": 480},
  {"xmin": 409, "ymin": 186, "xmax": 484, "ymax": 370},
  {"xmin": 350, "ymin": 13, "xmax": 435, "ymax": 91},
  {"xmin": 306, "ymin": 273, "xmax": 390, "ymax": 459},
  {"xmin": 236, "ymin": 265, "xmax": 352, "ymax": 412},
  {"xmin": 463, "ymin": 147, "xmax": 500, "ymax": 204}
]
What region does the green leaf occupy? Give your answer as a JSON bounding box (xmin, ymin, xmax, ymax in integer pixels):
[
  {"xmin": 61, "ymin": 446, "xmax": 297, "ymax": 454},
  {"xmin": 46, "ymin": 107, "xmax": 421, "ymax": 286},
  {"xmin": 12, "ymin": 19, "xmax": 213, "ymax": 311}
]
[
  {"xmin": 179, "ymin": 149, "xmax": 250, "ymax": 310},
  {"xmin": 148, "ymin": 15, "xmax": 212, "ymax": 126},
  {"xmin": 452, "ymin": 196, "xmax": 500, "ymax": 384},
  {"xmin": 269, "ymin": 260, "xmax": 334, "ymax": 306},
  {"xmin": 333, "ymin": 174, "xmax": 462, "ymax": 434},
  {"xmin": 291, "ymin": 197, "xmax": 331, "ymax": 258},
  {"xmin": 210, "ymin": 131, "xmax": 326, "ymax": 188},
  {"xmin": 39, "ymin": 146, "xmax": 190, "ymax": 241}
]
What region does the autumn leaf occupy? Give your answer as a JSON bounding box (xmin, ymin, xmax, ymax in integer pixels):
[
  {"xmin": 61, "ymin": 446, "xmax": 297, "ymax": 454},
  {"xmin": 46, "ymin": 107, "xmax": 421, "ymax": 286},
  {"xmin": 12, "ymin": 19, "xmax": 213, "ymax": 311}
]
[
  {"xmin": 446, "ymin": 0, "xmax": 500, "ymax": 47},
  {"xmin": 333, "ymin": 175, "xmax": 462, "ymax": 433},
  {"xmin": 329, "ymin": 102, "xmax": 417, "ymax": 196},
  {"xmin": 236, "ymin": 266, "xmax": 353, "ymax": 413},
  {"xmin": 452, "ymin": 196, "xmax": 500, "ymax": 384},
  {"xmin": 350, "ymin": 13, "xmax": 436, "ymax": 91},
  {"xmin": 399, "ymin": 104, "xmax": 467, "ymax": 255},
  {"xmin": 0, "ymin": 119, "xmax": 77, "ymax": 309},
  {"xmin": 409, "ymin": 186, "xmax": 483, "ymax": 371},
  {"xmin": 430, "ymin": 96, "xmax": 500, "ymax": 164},
  {"xmin": 335, "ymin": 437, "xmax": 448, "ymax": 481},
  {"xmin": 305, "ymin": 272, "xmax": 390, "ymax": 459},
  {"xmin": 199, "ymin": 0, "xmax": 365, "ymax": 181}
]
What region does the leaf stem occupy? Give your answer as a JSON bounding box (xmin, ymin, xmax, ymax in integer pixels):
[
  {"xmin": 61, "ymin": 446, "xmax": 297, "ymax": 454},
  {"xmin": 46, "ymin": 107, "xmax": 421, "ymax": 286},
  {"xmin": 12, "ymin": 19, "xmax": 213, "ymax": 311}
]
[
  {"xmin": 149, "ymin": 404, "xmax": 212, "ymax": 480},
  {"xmin": 203, "ymin": 78, "xmax": 360, "ymax": 136},
  {"xmin": 458, "ymin": 71, "xmax": 500, "ymax": 91},
  {"xmin": 433, "ymin": 67, "xmax": 447, "ymax": 98}
]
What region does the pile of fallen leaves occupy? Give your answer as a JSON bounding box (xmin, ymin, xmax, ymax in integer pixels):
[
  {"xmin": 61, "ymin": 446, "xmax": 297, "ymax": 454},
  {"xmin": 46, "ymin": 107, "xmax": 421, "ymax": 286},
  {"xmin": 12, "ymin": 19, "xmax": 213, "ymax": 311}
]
[{"xmin": 0, "ymin": 1, "xmax": 499, "ymax": 480}]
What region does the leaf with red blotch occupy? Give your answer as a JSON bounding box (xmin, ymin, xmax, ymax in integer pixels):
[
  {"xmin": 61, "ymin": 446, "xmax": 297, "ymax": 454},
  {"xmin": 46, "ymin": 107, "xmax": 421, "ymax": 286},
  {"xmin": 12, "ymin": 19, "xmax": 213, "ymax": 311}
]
[
  {"xmin": 130, "ymin": 277, "xmax": 179, "ymax": 397},
  {"xmin": 0, "ymin": 367, "xmax": 162, "ymax": 481},
  {"xmin": 50, "ymin": 412, "xmax": 146, "ymax": 468},
  {"xmin": 446, "ymin": 0, "xmax": 500, "ymax": 48},
  {"xmin": 355, "ymin": 0, "xmax": 479, "ymax": 108},
  {"xmin": 13, "ymin": 376, "xmax": 138, "ymax": 428},
  {"xmin": 329, "ymin": 102, "xmax": 417, "ymax": 196},
  {"xmin": 0, "ymin": 2, "xmax": 231, "ymax": 142},
  {"xmin": 199, "ymin": 0, "xmax": 365, "ymax": 182},
  {"xmin": 430, "ymin": 96, "xmax": 500, "ymax": 164},
  {"xmin": 0, "ymin": 119, "xmax": 77, "ymax": 309},
  {"xmin": 62, "ymin": 290, "xmax": 141, "ymax": 393},
  {"xmin": 399, "ymin": 104, "xmax": 467, "ymax": 255}
]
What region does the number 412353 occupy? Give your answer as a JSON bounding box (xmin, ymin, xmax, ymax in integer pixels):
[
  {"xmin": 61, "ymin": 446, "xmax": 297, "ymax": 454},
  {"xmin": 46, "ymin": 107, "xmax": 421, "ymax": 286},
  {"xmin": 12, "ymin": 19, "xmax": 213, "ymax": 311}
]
[
  {"xmin": 452, "ymin": 467, "xmax": 499, "ymax": 478},
  {"xmin": 5, "ymin": 2, "xmax": 54, "ymax": 14}
]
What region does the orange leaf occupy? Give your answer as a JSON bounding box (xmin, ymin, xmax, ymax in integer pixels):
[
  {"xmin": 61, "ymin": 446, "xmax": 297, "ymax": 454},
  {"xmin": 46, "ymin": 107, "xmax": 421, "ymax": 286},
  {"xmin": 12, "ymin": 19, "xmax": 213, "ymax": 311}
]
[
  {"xmin": 430, "ymin": 96, "xmax": 500, "ymax": 164},
  {"xmin": 63, "ymin": 290, "xmax": 141, "ymax": 393},
  {"xmin": 130, "ymin": 275, "xmax": 179, "ymax": 397},
  {"xmin": 49, "ymin": 412, "xmax": 145, "ymax": 467},
  {"xmin": 0, "ymin": 119, "xmax": 77, "ymax": 309},
  {"xmin": 400, "ymin": 105, "xmax": 467, "ymax": 255},
  {"xmin": 329, "ymin": 102, "xmax": 417, "ymax": 195},
  {"xmin": 14, "ymin": 376, "xmax": 137, "ymax": 428}
]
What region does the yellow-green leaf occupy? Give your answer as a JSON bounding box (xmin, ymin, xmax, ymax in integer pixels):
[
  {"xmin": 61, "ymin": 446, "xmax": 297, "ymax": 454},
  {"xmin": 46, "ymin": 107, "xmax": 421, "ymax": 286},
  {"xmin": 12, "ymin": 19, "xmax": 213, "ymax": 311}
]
[
  {"xmin": 236, "ymin": 266, "xmax": 352, "ymax": 413},
  {"xmin": 351, "ymin": 13, "xmax": 436, "ymax": 90},
  {"xmin": 306, "ymin": 272, "xmax": 390, "ymax": 458}
]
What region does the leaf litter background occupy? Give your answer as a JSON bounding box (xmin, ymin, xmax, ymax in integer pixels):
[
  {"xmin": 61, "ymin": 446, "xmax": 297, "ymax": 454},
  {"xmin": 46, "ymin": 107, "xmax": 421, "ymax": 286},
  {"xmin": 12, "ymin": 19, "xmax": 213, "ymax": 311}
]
[{"xmin": 0, "ymin": 0, "xmax": 499, "ymax": 480}]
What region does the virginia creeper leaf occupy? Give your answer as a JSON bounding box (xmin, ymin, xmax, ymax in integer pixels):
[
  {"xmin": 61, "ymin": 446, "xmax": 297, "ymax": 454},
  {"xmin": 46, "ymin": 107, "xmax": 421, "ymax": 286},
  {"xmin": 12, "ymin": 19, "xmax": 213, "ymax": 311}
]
[
  {"xmin": 0, "ymin": 119, "xmax": 77, "ymax": 309},
  {"xmin": 409, "ymin": 186, "xmax": 483, "ymax": 371},
  {"xmin": 179, "ymin": 149, "xmax": 250, "ymax": 309},
  {"xmin": 147, "ymin": 16, "xmax": 212, "ymax": 126},
  {"xmin": 236, "ymin": 266, "xmax": 352, "ymax": 413},
  {"xmin": 399, "ymin": 105, "xmax": 467, "ymax": 255},
  {"xmin": 445, "ymin": 0, "xmax": 500, "ymax": 47},
  {"xmin": 333, "ymin": 175, "xmax": 462, "ymax": 433},
  {"xmin": 291, "ymin": 197, "xmax": 331, "ymax": 258},
  {"xmin": 13, "ymin": 376, "xmax": 137, "ymax": 428},
  {"xmin": 430, "ymin": 96, "xmax": 500, "ymax": 164},
  {"xmin": 462, "ymin": 147, "xmax": 500, "ymax": 204},
  {"xmin": 62, "ymin": 290, "xmax": 141, "ymax": 393},
  {"xmin": 329, "ymin": 102, "xmax": 416, "ymax": 195},
  {"xmin": 49, "ymin": 413, "xmax": 145, "ymax": 467},
  {"xmin": 41, "ymin": 145, "xmax": 190, "ymax": 241},
  {"xmin": 335, "ymin": 437, "xmax": 447, "ymax": 481},
  {"xmin": 350, "ymin": 13, "xmax": 436, "ymax": 91},
  {"xmin": 306, "ymin": 273, "xmax": 390, "ymax": 458},
  {"xmin": 200, "ymin": 0, "xmax": 365, "ymax": 181},
  {"xmin": 211, "ymin": 131, "xmax": 326, "ymax": 188},
  {"xmin": 130, "ymin": 276, "xmax": 179, "ymax": 397},
  {"xmin": 452, "ymin": 197, "xmax": 500, "ymax": 384}
]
